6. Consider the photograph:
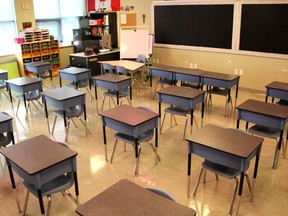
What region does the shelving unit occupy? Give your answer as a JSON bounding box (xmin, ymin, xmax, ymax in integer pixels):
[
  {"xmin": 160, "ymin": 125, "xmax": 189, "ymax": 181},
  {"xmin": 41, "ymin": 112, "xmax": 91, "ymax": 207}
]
[
  {"xmin": 20, "ymin": 29, "xmax": 50, "ymax": 43},
  {"xmin": 89, "ymin": 12, "xmax": 118, "ymax": 48},
  {"xmin": 16, "ymin": 40, "xmax": 60, "ymax": 77},
  {"xmin": 73, "ymin": 12, "xmax": 118, "ymax": 52}
]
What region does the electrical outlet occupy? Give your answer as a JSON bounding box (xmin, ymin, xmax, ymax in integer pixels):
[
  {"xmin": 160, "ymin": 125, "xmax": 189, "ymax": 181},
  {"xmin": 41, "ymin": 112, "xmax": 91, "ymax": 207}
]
[
  {"xmin": 239, "ymin": 69, "xmax": 243, "ymax": 75},
  {"xmin": 234, "ymin": 69, "xmax": 239, "ymax": 74},
  {"xmin": 194, "ymin": 64, "xmax": 197, "ymax": 69},
  {"xmin": 189, "ymin": 63, "xmax": 193, "ymax": 68},
  {"xmin": 156, "ymin": 59, "xmax": 159, "ymax": 64}
]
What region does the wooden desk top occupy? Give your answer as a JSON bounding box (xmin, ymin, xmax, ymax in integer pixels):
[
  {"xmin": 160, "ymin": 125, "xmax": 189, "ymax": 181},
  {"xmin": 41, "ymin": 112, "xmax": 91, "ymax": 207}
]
[
  {"xmin": 58, "ymin": 67, "xmax": 91, "ymax": 75},
  {"xmin": 99, "ymin": 105, "xmax": 158, "ymax": 127},
  {"xmin": 6, "ymin": 77, "xmax": 42, "ymax": 86},
  {"xmin": 186, "ymin": 124, "xmax": 263, "ymax": 158},
  {"xmin": 157, "ymin": 85, "xmax": 205, "ymax": 99},
  {"xmin": 0, "ymin": 112, "xmax": 13, "ymax": 123},
  {"xmin": 0, "ymin": 135, "xmax": 77, "ymax": 175},
  {"xmin": 75, "ymin": 179, "xmax": 196, "ymax": 216},
  {"xmin": 92, "ymin": 73, "xmax": 131, "ymax": 83},
  {"xmin": 42, "ymin": 87, "xmax": 85, "ymax": 101},
  {"xmin": 98, "ymin": 60, "xmax": 144, "ymax": 71},
  {"xmin": 150, "ymin": 64, "xmax": 205, "ymax": 76},
  {"xmin": 202, "ymin": 71, "xmax": 240, "ymax": 81},
  {"xmin": 266, "ymin": 81, "xmax": 288, "ymax": 91},
  {"xmin": 236, "ymin": 99, "xmax": 288, "ymax": 119}
]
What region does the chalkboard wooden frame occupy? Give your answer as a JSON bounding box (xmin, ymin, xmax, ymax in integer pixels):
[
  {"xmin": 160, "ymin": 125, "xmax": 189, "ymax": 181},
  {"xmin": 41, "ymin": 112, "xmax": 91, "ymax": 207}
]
[{"xmin": 152, "ymin": 0, "xmax": 288, "ymax": 59}]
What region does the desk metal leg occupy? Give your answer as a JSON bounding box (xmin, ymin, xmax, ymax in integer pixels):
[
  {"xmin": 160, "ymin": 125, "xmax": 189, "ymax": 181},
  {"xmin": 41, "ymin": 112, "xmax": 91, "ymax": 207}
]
[
  {"xmin": 187, "ymin": 153, "xmax": 192, "ymax": 198},
  {"xmin": 251, "ymin": 155, "xmax": 260, "ymax": 202},
  {"xmin": 7, "ymin": 164, "xmax": 21, "ymax": 213},
  {"xmin": 102, "ymin": 126, "xmax": 108, "ymax": 162},
  {"xmin": 95, "ymin": 86, "xmax": 99, "ymax": 114},
  {"xmin": 134, "ymin": 138, "xmax": 139, "ymax": 176},
  {"xmin": 37, "ymin": 189, "xmax": 45, "ymax": 214}
]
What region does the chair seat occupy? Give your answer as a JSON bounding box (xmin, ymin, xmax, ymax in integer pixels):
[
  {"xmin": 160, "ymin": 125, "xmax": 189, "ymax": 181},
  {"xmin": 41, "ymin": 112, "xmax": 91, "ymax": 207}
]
[
  {"xmin": 16, "ymin": 91, "xmax": 41, "ymax": 101},
  {"xmin": 23, "ymin": 173, "xmax": 73, "ymax": 197},
  {"xmin": 276, "ymin": 99, "xmax": 288, "ymax": 106},
  {"xmin": 164, "ymin": 106, "xmax": 191, "ymax": 116},
  {"xmin": 53, "ymin": 107, "xmax": 83, "ymax": 118},
  {"xmin": 0, "ymin": 133, "xmax": 12, "ymax": 147},
  {"xmin": 202, "ymin": 160, "xmax": 241, "ymax": 179},
  {"xmin": 248, "ymin": 125, "xmax": 280, "ymax": 139},
  {"xmin": 115, "ymin": 131, "xmax": 153, "ymax": 144},
  {"xmin": 207, "ymin": 87, "xmax": 229, "ymax": 96},
  {"xmin": 103, "ymin": 90, "xmax": 128, "ymax": 98},
  {"xmin": 181, "ymin": 82, "xmax": 199, "ymax": 89},
  {"xmin": 156, "ymin": 78, "xmax": 173, "ymax": 85},
  {"xmin": 68, "ymin": 80, "xmax": 88, "ymax": 88}
]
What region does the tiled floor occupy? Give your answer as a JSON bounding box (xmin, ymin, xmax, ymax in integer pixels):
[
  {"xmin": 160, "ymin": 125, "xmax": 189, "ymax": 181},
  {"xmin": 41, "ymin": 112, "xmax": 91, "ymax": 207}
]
[{"xmin": 0, "ymin": 77, "xmax": 287, "ymax": 216}]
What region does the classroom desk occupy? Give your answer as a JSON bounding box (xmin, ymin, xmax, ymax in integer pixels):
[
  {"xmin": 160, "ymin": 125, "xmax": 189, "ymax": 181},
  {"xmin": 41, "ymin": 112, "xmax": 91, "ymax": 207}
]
[
  {"xmin": 75, "ymin": 179, "xmax": 196, "ymax": 216},
  {"xmin": 42, "ymin": 87, "xmax": 86, "ymax": 135},
  {"xmin": 99, "ymin": 60, "xmax": 144, "ymax": 74},
  {"xmin": 58, "ymin": 67, "xmax": 91, "ymax": 89},
  {"xmin": 6, "ymin": 77, "xmax": 42, "ymax": 115},
  {"xmin": 186, "ymin": 124, "xmax": 263, "ymax": 216},
  {"xmin": 149, "ymin": 64, "xmax": 205, "ymax": 88},
  {"xmin": 24, "ymin": 61, "xmax": 52, "ymax": 78},
  {"xmin": 99, "ymin": 60, "xmax": 144, "ymax": 88},
  {"xmin": 92, "ymin": 73, "xmax": 132, "ymax": 112},
  {"xmin": 265, "ymin": 81, "xmax": 288, "ymax": 103},
  {"xmin": 0, "ymin": 135, "xmax": 79, "ymax": 215},
  {"xmin": 236, "ymin": 99, "xmax": 288, "ymax": 168},
  {"xmin": 157, "ymin": 86, "xmax": 205, "ymax": 135},
  {"xmin": 0, "ymin": 112, "xmax": 15, "ymax": 145},
  {"xmin": 99, "ymin": 105, "xmax": 159, "ymax": 175},
  {"xmin": 201, "ymin": 71, "xmax": 240, "ymax": 116}
]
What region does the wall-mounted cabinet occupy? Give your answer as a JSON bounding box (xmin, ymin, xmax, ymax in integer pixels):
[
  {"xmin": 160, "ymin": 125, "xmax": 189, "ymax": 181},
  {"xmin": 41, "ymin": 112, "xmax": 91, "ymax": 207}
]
[{"xmin": 16, "ymin": 40, "xmax": 60, "ymax": 76}]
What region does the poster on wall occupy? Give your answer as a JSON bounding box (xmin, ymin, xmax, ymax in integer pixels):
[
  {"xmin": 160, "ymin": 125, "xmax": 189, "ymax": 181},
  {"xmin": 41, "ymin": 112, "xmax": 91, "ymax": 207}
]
[{"xmin": 88, "ymin": 0, "xmax": 120, "ymax": 12}]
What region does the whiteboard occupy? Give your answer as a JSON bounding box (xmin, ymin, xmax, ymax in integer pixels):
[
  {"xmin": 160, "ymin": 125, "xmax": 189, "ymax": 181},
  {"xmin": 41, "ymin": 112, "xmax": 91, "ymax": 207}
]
[{"xmin": 120, "ymin": 26, "xmax": 149, "ymax": 59}]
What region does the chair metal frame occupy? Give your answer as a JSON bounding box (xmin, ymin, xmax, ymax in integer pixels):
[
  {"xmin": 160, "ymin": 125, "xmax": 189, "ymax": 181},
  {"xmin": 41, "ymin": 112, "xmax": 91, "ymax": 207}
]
[
  {"xmin": 51, "ymin": 104, "xmax": 90, "ymax": 142},
  {"xmin": 160, "ymin": 105, "xmax": 199, "ymax": 140}
]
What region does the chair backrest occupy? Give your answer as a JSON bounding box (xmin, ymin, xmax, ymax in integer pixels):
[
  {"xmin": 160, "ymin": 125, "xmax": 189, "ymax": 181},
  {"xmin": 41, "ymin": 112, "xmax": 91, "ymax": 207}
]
[
  {"xmin": 0, "ymin": 71, "xmax": 8, "ymax": 86},
  {"xmin": 137, "ymin": 106, "xmax": 155, "ymax": 138},
  {"xmin": 65, "ymin": 104, "xmax": 84, "ymax": 118},
  {"xmin": 0, "ymin": 112, "xmax": 14, "ymax": 148},
  {"xmin": 136, "ymin": 54, "xmax": 146, "ymax": 63},
  {"xmin": 102, "ymin": 63, "xmax": 113, "ymax": 74},
  {"xmin": 146, "ymin": 187, "xmax": 177, "ymax": 202},
  {"xmin": 115, "ymin": 65, "xmax": 128, "ymax": 76}
]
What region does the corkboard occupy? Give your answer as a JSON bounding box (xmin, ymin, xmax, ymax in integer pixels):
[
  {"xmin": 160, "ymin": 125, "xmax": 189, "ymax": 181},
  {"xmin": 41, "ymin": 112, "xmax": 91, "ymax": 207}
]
[{"xmin": 120, "ymin": 13, "xmax": 136, "ymax": 27}]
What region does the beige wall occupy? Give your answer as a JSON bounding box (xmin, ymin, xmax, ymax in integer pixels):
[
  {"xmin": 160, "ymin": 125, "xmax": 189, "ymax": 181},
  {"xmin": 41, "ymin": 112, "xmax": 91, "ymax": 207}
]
[{"xmin": 13, "ymin": 0, "xmax": 36, "ymax": 32}]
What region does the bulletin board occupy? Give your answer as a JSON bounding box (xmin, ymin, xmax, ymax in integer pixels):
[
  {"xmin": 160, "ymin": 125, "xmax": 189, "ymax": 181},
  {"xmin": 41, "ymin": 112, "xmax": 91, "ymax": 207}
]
[
  {"xmin": 120, "ymin": 26, "xmax": 149, "ymax": 59},
  {"xmin": 120, "ymin": 13, "xmax": 136, "ymax": 27}
]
